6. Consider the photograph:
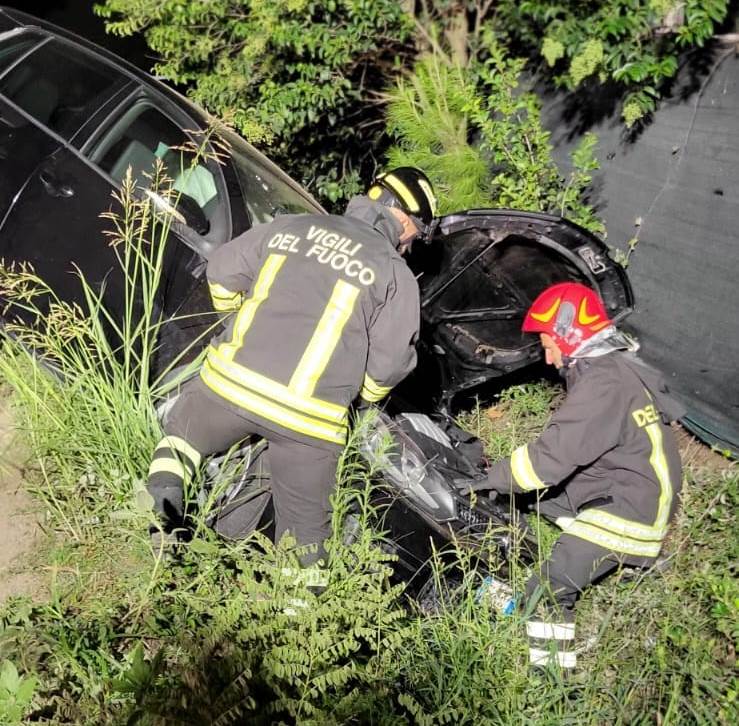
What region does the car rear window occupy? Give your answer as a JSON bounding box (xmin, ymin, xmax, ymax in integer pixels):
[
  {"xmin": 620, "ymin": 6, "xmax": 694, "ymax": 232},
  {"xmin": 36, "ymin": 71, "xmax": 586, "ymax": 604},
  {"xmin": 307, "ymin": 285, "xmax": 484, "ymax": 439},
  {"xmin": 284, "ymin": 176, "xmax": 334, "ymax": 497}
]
[
  {"xmin": 0, "ymin": 30, "xmax": 43, "ymax": 75},
  {"xmin": 0, "ymin": 38, "xmax": 127, "ymax": 141}
]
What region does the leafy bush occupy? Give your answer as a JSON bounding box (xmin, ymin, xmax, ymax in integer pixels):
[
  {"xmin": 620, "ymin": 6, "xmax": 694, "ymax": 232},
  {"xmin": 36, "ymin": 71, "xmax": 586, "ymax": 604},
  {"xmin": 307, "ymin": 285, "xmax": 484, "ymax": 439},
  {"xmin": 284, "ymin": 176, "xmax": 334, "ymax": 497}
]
[
  {"xmin": 494, "ymin": 0, "xmax": 732, "ymax": 125},
  {"xmin": 385, "ymin": 47, "xmax": 605, "ymax": 233},
  {"xmin": 94, "ymin": 0, "xmax": 413, "ymax": 205}
]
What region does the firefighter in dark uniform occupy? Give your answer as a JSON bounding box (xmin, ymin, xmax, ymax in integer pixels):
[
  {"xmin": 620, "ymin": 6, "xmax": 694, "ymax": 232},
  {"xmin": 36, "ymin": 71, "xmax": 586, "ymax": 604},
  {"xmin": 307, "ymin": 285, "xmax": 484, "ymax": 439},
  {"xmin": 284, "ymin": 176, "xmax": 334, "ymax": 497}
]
[
  {"xmin": 146, "ymin": 167, "xmax": 437, "ymax": 566},
  {"xmin": 474, "ymin": 282, "xmax": 684, "ymax": 671}
]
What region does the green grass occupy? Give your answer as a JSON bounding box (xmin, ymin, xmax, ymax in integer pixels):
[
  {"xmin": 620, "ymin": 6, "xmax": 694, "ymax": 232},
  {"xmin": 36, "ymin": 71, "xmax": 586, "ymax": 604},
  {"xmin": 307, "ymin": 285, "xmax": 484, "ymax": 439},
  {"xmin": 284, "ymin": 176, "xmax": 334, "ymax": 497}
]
[{"xmin": 0, "ymin": 184, "xmax": 736, "ymax": 723}]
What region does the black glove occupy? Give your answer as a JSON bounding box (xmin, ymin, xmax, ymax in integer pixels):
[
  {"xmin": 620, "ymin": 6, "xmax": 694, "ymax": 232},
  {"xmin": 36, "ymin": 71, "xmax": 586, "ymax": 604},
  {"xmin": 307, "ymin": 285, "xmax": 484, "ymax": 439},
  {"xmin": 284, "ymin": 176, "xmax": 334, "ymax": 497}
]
[{"xmin": 454, "ymin": 474, "xmax": 513, "ymax": 497}]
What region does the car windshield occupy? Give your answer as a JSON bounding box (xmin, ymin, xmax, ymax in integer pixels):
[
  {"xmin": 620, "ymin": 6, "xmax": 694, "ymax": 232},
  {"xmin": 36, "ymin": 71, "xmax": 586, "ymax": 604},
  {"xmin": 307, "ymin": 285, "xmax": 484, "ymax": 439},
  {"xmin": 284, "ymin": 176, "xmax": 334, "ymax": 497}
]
[{"xmin": 219, "ymin": 127, "xmax": 322, "ymax": 224}]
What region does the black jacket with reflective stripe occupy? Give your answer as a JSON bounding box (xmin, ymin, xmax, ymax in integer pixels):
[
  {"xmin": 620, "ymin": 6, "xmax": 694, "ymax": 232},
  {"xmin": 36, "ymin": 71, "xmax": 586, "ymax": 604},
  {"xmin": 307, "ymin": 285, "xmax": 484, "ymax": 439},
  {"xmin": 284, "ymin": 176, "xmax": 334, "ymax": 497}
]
[
  {"xmin": 202, "ymin": 197, "xmax": 420, "ymax": 447},
  {"xmin": 487, "ymin": 352, "xmax": 684, "ymax": 563}
]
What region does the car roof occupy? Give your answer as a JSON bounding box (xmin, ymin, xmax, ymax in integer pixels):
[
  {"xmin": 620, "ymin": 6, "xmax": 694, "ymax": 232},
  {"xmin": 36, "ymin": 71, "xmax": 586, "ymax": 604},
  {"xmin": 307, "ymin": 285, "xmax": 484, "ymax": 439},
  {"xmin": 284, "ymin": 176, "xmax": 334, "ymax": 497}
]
[{"xmin": 0, "ymin": 5, "xmax": 204, "ymax": 121}]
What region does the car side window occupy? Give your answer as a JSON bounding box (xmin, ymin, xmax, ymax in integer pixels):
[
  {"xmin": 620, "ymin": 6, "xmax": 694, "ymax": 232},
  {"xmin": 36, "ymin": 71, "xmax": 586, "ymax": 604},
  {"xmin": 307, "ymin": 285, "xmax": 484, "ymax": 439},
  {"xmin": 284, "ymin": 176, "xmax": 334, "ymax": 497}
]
[
  {"xmin": 0, "ymin": 38, "xmax": 127, "ymax": 141},
  {"xmin": 0, "ymin": 31, "xmax": 44, "ymax": 76},
  {"xmin": 90, "ymin": 102, "xmax": 225, "ymax": 237}
]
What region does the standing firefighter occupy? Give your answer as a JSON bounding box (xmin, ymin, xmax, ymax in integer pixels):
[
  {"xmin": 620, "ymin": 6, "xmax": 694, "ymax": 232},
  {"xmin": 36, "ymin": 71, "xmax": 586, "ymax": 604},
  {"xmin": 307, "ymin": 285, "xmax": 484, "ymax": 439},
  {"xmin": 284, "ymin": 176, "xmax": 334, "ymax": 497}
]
[
  {"xmin": 147, "ymin": 167, "xmax": 437, "ymax": 566},
  {"xmin": 475, "ymin": 282, "xmax": 684, "ymax": 672}
]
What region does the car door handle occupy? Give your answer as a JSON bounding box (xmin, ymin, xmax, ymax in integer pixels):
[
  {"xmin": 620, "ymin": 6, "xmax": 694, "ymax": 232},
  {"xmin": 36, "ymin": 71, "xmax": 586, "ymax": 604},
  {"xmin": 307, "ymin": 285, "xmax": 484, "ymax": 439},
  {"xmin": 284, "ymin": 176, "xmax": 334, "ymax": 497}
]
[{"xmin": 39, "ymin": 168, "xmax": 75, "ymax": 198}]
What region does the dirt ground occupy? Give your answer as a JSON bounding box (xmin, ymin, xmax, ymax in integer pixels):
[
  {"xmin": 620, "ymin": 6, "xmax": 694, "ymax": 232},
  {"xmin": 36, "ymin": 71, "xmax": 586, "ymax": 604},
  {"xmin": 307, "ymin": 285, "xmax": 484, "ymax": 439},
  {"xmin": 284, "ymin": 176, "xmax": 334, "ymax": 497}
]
[{"xmin": 0, "ymin": 394, "xmax": 46, "ymax": 604}]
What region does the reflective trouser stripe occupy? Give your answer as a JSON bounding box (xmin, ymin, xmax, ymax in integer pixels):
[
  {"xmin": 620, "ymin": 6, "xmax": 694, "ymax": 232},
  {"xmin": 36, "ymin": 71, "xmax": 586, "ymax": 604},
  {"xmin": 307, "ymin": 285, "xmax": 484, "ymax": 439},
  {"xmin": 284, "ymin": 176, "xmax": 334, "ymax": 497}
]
[
  {"xmin": 155, "ymin": 436, "xmax": 202, "ymax": 468},
  {"xmin": 201, "ymin": 361, "xmax": 346, "ymax": 445},
  {"xmin": 208, "ymin": 281, "xmax": 242, "ymax": 312},
  {"xmin": 206, "ymin": 347, "xmax": 347, "ymax": 424},
  {"xmin": 529, "ymin": 648, "xmax": 577, "ymax": 669},
  {"xmin": 510, "ymin": 444, "xmax": 547, "ymax": 491},
  {"xmin": 360, "ymin": 373, "xmax": 392, "ymax": 402},
  {"xmin": 556, "ymin": 517, "xmax": 662, "ymax": 558},
  {"xmin": 219, "ymin": 254, "xmax": 286, "ymax": 358},
  {"xmin": 148, "ymin": 458, "xmax": 189, "ymax": 480},
  {"xmin": 526, "ymin": 621, "xmax": 575, "ymax": 640},
  {"xmin": 290, "ymin": 279, "xmax": 359, "ymax": 396}
]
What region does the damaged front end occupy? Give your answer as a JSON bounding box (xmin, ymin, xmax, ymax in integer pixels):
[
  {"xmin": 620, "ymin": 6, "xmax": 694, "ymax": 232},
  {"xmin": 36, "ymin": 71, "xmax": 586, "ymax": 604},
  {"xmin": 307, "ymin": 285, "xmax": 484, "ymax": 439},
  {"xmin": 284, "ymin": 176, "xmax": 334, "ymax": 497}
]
[{"xmin": 405, "ymin": 209, "xmax": 633, "ymax": 410}]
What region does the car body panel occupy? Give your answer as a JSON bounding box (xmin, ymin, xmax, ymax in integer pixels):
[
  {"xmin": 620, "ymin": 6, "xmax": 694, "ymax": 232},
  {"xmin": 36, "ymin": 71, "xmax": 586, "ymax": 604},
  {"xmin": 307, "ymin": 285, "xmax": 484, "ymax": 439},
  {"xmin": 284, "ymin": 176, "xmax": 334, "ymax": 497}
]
[{"xmin": 0, "ymin": 8, "xmax": 324, "ymax": 373}]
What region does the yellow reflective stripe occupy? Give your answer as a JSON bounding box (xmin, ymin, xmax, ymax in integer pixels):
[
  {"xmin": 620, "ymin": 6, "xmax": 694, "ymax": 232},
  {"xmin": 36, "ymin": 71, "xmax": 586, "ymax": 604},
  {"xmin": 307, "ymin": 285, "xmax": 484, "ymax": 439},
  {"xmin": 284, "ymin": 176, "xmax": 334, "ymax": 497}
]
[
  {"xmin": 383, "ymin": 173, "xmax": 420, "ymax": 213},
  {"xmin": 564, "ymin": 519, "xmax": 662, "ymax": 558},
  {"xmin": 201, "ymin": 361, "xmax": 346, "ymax": 445},
  {"xmin": 555, "ymin": 516, "xmax": 575, "ymax": 530},
  {"xmin": 289, "ymin": 279, "xmax": 359, "ymax": 396},
  {"xmin": 645, "ymin": 421, "xmax": 673, "ymax": 531},
  {"xmin": 206, "ymin": 346, "xmax": 347, "ymax": 424},
  {"xmin": 155, "ymin": 436, "xmax": 202, "ymax": 467},
  {"xmin": 148, "ymin": 458, "xmax": 189, "ymax": 480},
  {"xmin": 360, "ymin": 373, "xmax": 392, "ymax": 402},
  {"xmin": 576, "ymin": 509, "xmax": 667, "ymax": 541},
  {"xmin": 208, "ymin": 281, "xmax": 242, "ymax": 311},
  {"xmin": 510, "ymin": 445, "xmax": 547, "ymax": 491},
  {"xmin": 573, "ymin": 420, "xmax": 673, "ymax": 547},
  {"xmin": 219, "ymin": 254, "xmax": 286, "ymax": 359}
]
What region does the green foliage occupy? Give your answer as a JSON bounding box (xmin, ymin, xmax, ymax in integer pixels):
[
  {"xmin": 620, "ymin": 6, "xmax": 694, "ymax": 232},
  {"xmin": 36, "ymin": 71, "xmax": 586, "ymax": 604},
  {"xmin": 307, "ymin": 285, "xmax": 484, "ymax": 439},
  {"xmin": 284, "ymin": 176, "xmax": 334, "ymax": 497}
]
[
  {"xmin": 0, "ymin": 660, "xmax": 37, "ymax": 724},
  {"xmin": 494, "ymin": 0, "xmax": 731, "ymax": 126},
  {"xmin": 385, "ymin": 47, "xmax": 605, "ymax": 233},
  {"xmin": 0, "ymin": 157, "xmax": 734, "ymax": 721},
  {"xmin": 0, "ymin": 151, "xmax": 219, "ymax": 535},
  {"xmin": 1, "ymin": 345, "xmax": 736, "ymax": 722},
  {"xmin": 94, "ymin": 0, "xmax": 413, "ymax": 206}
]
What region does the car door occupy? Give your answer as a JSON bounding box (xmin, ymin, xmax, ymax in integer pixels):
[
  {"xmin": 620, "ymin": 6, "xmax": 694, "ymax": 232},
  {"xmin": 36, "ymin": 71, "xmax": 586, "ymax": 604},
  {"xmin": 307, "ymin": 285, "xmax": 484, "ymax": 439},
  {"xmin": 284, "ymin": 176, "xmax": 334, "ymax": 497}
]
[
  {"xmin": 405, "ymin": 209, "xmax": 634, "ymax": 409},
  {"xmin": 0, "ymin": 35, "xmax": 131, "ymax": 314},
  {"xmin": 77, "ymin": 88, "xmax": 234, "ymax": 373},
  {"xmin": 0, "ymin": 29, "xmax": 58, "ymax": 222}
]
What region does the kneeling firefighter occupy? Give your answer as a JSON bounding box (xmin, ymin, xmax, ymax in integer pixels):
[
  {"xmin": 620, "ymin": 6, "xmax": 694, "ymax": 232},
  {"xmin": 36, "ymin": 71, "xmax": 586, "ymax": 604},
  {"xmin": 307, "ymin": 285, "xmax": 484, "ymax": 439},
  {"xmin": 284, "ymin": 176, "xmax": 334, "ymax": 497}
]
[
  {"xmin": 473, "ymin": 282, "xmax": 684, "ymax": 672},
  {"xmin": 146, "ymin": 167, "xmax": 437, "ymax": 567}
]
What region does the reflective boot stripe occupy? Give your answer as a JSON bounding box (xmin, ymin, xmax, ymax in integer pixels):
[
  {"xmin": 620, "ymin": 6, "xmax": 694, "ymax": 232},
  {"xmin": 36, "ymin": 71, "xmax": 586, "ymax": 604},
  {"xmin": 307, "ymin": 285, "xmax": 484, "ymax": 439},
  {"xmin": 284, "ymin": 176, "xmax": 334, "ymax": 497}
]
[
  {"xmin": 290, "ymin": 279, "xmax": 360, "ymax": 396},
  {"xmin": 510, "ymin": 444, "xmax": 546, "ymax": 491},
  {"xmin": 526, "ymin": 621, "xmax": 576, "ymax": 640},
  {"xmin": 148, "ymin": 458, "xmax": 189, "ymax": 480}
]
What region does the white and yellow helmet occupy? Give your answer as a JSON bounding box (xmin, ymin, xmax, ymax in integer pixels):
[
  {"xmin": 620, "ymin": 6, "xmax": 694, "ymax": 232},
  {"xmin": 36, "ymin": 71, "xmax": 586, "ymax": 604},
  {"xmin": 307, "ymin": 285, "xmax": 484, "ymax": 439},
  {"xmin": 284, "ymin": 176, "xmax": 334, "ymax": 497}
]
[{"xmin": 367, "ymin": 167, "xmax": 437, "ymax": 239}]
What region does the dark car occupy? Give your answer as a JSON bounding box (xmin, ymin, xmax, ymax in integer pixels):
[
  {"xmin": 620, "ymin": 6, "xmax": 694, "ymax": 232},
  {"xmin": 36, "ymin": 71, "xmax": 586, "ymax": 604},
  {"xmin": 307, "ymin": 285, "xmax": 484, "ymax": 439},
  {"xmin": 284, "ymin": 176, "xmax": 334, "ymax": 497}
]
[
  {"xmin": 0, "ymin": 7, "xmax": 635, "ymax": 599},
  {"xmin": 0, "ymin": 7, "xmax": 632, "ymax": 398},
  {"xmin": 0, "ymin": 6, "xmax": 322, "ymax": 367}
]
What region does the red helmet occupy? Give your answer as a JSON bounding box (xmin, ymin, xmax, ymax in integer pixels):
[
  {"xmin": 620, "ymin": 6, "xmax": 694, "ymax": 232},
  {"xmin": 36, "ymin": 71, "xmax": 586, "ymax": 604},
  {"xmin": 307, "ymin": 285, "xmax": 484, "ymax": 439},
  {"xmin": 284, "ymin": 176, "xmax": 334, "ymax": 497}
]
[{"xmin": 522, "ymin": 282, "xmax": 613, "ymax": 355}]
